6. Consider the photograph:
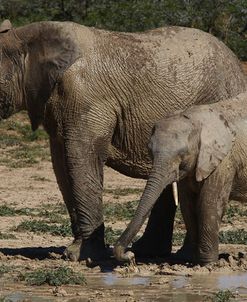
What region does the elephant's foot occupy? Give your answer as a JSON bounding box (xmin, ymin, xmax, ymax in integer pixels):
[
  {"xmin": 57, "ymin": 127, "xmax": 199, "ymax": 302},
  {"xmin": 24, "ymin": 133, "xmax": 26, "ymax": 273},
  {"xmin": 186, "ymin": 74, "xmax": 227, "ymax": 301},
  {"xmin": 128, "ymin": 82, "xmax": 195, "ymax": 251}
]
[
  {"xmin": 132, "ymin": 236, "xmax": 171, "ymax": 259},
  {"xmin": 114, "ymin": 244, "xmax": 135, "ymax": 262},
  {"xmin": 174, "ymin": 245, "xmax": 218, "ymax": 266},
  {"xmin": 195, "ymin": 252, "xmax": 219, "ymax": 266},
  {"xmin": 64, "ymin": 224, "xmax": 111, "ymax": 262},
  {"xmin": 64, "ymin": 238, "xmax": 110, "ymax": 262},
  {"xmin": 64, "ymin": 238, "xmax": 82, "ymax": 262}
]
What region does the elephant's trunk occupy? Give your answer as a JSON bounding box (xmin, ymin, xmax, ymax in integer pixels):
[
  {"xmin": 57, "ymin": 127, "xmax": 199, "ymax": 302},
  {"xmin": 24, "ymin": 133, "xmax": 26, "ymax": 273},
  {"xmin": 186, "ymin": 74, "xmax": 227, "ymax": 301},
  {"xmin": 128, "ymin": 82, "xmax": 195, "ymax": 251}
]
[{"xmin": 114, "ymin": 159, "xmax": 178, "ymax": 261}]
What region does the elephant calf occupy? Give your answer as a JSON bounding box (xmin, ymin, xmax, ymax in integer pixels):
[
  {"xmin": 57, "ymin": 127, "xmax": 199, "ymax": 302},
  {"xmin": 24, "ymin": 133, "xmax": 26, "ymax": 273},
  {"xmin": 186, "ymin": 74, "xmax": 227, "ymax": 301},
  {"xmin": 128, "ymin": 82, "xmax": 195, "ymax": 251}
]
[{"xmin": 114, "ymin": 92, "xmax": 247, "ymax": 265}]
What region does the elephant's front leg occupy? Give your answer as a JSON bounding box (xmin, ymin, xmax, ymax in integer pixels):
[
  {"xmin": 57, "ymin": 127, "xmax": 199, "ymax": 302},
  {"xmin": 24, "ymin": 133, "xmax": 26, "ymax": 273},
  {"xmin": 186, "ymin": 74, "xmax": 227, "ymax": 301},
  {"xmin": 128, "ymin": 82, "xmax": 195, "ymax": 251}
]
[
  {"xmin": 50, "ymin": 137, "xmax": 81, "ymax": 261},
  {"xmin": 175, "ymin": 180, "xmax": 199, "ymax": 262},
  {"xmin": 132, "ymin": 185, "xmax": 176, "ymax": 258},
  {"xmin": 196, "ymin": 167, "xmax": 235, "ymax": 265},
  {"xmin": 62, "ymin": 120, "xmax": 113, "ymax": 261}
]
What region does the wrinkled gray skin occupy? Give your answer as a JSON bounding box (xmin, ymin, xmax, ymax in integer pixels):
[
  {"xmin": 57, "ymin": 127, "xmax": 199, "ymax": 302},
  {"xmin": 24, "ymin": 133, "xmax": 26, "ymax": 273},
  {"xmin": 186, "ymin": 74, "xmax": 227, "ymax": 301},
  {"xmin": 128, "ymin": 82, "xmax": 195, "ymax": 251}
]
[
  {"xmin": 0, "ymin": 20, "xmax": 246, "ymax": 261},
  {"xmin": 114, "ymin": 92, "xmax": 247, "ymax": 265}
]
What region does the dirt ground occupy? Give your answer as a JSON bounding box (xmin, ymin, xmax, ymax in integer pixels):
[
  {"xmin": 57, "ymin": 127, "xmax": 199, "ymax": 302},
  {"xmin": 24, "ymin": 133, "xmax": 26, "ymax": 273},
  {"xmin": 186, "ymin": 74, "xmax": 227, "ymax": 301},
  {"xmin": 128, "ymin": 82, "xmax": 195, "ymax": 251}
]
[{"xmin": 1, "ymin": 113, "xmax": 247, "ymax": 301}]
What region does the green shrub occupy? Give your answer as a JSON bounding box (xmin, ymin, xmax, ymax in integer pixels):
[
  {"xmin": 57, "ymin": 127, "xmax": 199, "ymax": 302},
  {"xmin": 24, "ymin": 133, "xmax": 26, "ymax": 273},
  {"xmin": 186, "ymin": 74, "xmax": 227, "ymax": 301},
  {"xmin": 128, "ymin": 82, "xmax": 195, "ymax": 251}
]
[
  {"xmin": 219, "ymin": 229, "xmax": 247, "ymax": 244},
  {"xmin": 20, "ymin": 266, "xmax": 86, "ymax": 286},
  {"xmin": 105, "ymin": 227, "xmax": 123, "ymax": 245},
  {"xmin": 0, "ymin": 205, "xmax": 36, "ymax": 217},
  {"xmin": 0, "ymin": 232, "xmax": 16, "ymax": 239},
  {"xmin": 0, "ymin": 265, "xmax": 12, "ymax": 276},
  {"xmin": 104, "ymin": 200, "xmax": 138, "ymax": 221},
  {"xmin": 15, "ymin": 220, "xmax": 72, "ymax": 237},
  {"xmin": 211, "ymin": 289, "xmax": 235, "ymax": 302}
]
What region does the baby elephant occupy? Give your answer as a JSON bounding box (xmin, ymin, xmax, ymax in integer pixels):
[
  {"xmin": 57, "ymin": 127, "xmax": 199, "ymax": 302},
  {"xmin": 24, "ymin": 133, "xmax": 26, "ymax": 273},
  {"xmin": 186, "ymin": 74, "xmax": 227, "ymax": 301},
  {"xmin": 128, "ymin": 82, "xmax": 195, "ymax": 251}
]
[{"xmin": 114, "ymin": 92, "xmax": 247, "ymax": 265}]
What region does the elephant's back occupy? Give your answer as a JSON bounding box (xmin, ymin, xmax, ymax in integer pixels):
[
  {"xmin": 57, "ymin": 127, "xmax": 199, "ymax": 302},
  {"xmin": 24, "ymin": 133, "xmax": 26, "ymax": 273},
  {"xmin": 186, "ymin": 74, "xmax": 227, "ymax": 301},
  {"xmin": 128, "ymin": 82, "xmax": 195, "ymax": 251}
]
[
  {"xmin": 84, "ymin": 25, "xmax": 247, "ymax": 104},
  {"xmin": 61, "ymin": 22, "xmax": 246, "ymax": 103}
]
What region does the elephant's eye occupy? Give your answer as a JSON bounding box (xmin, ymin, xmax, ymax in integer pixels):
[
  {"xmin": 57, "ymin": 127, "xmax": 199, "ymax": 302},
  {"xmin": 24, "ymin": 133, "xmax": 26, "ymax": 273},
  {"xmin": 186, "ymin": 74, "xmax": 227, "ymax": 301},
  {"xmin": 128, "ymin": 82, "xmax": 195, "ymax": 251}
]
[
  {"xmin": 179, "ymin": 146, "xmax": 188, "ymax": 156},
  {"xmin": 4, "ymin": 72, "xmax": 12, "ymax": 82},
  {"xmin": 179, "ymin": 161, "xmax": 188, "ymax": 171}
]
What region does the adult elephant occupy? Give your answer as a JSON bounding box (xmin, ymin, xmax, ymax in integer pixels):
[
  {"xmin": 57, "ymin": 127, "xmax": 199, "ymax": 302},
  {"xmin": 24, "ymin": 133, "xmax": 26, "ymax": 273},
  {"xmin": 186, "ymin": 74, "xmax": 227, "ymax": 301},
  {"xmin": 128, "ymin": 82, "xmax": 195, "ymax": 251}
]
[{"xmin": 0, "ymin": 19, "xmax": 246, "ymax": 261}]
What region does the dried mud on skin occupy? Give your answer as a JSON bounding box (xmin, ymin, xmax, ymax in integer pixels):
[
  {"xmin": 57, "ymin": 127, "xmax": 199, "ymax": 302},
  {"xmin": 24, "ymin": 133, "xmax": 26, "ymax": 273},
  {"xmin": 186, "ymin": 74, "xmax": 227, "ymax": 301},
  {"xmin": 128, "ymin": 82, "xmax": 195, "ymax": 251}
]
[{"xmin": 1, "ymin": 113, "xmax": 247, "ymax": 301}]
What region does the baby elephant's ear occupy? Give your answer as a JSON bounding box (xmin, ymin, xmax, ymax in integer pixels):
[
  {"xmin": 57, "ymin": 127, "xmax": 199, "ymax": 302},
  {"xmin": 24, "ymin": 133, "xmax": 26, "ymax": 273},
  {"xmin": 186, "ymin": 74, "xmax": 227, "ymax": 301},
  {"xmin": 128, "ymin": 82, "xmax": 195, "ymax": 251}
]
[
  {"xmin": 0, "ymin": 20, "xmax": 12, "ymax": 33},
  {"xmin": 196, "ymin": 112, "xmax": 235, "ymax": 182}
]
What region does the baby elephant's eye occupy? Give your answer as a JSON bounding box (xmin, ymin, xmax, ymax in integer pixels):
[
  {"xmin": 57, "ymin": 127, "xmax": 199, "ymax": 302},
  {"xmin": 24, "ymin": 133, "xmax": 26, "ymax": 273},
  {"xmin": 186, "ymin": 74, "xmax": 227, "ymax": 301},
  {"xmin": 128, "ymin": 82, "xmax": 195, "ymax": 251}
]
[
  {"xmin": 179, "ymin": 161, "xmax": 188, "ymax": 171},
  {"xmin": 179, "ymin": 146, "xmax": 188, "ymax": 156}
]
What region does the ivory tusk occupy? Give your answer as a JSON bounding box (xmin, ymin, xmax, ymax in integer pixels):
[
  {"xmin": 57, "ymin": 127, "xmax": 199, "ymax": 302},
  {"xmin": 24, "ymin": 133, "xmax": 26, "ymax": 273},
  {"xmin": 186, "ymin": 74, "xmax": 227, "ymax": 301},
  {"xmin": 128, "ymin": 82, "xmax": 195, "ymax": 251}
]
[{"xmin": 172, "ymin": 182, "xmax": 179, "ymax": 206}]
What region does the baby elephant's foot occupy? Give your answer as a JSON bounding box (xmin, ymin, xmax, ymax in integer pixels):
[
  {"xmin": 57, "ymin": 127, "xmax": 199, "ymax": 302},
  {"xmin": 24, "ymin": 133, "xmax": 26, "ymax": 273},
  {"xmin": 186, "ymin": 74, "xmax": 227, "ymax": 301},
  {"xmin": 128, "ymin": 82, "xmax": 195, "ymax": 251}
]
[
  {"xmin": 64, "ymin": 238, "xmax": 82, "ymax": 262},
  {"xmin": 114, "ymin": 245, "xmax": 135, "ymax": 263}
]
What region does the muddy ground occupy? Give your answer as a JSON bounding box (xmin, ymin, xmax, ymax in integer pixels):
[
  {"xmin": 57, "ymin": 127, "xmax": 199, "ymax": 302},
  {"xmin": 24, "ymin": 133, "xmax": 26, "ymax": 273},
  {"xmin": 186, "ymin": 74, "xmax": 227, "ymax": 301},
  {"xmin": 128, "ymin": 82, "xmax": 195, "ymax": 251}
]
[{"xmin": 0, "ymin": 113, "xmax": 247, "ymax": 302}]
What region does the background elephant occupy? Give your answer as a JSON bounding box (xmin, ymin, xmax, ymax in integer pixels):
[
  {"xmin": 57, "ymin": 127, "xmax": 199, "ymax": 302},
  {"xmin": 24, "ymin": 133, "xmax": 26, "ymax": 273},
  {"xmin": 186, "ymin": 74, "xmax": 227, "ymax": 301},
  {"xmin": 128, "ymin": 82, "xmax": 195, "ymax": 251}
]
[
  {"xmin": 114, "ymin": 92, "xmax": 247, "ymax": 265},
  {"xmin": 0, "ymin": 19, "xmax": 246, "ymax": 261}
]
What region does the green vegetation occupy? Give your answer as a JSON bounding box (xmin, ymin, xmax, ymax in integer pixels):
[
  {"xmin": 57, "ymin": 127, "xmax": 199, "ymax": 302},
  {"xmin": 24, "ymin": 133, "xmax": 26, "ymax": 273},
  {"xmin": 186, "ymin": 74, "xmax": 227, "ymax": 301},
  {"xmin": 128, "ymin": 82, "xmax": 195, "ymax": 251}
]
[
  {"xmin": 0, "ymin": 203, "xmax": 70, "ymax": 236},
  {"xmin": 37, "ymin": 211, "xmax": 67, "ymax": 224},
  {"xmin": 40, "ymin": 203, "xmax": 68, "ymax": 215},
  {"xmin": 30, "ymin": 175, "xmax": 51, "ymax": 182},
  {"xmin": 105, "ymin": 226, "xmax": 123, "ymax": 245},
  {"xmin": 20, "ymin": 266, "xmax": 86, "ymax": 286},
  {"xmin": 174, "ymin": 205, "xmax": 183, "ymax": 225},
  {"xmin": 0, "ymin": 205, "xmax": 16, "ymax": 216},
  {"xmin": 0, "ymin": 205, "xmax": 37, "ymax": 217},
  {"xmin": 173, "ymin": 229, "xmax": 247, "ymax": 246},
  {"xmin": 219, "ymin": 229, "xmax": 247, "ymax": 245},
  {"xmin": 104, "ymin": 200, "xmax": 138, "ymax": 221},
  {"xmin": 0, "ymin": 117, "xmax": 48, "ymax": 145},
  {"xmin": 104, "ymin": 188, "xmax": 143, "ymax": 198},
  {"xmin": 173, "ymin": 231, "xmax": 185, "ymax": 246},
  {"xmin": 14, "ymin": 219, "xmax": 72, "ymax": 237},
  {"xmin": 2, "ymin": 144, "xmax": 50, "ymax": 168},
  {"xmin": 0, "ymin": 232, "xmax": 16, "ymax": 239},
  {"xmin": 172, "ymin": 229, "xmax": 247, "ymax": 246},
  {"xmin": 224, "ymin": 205, "xmax": 247, "ymax": 223},
  {"xmin": 0, "ymin": 203, "xmax": 67, "ymax": 219},
  {"xmin": 0, "ymin": 265, "xmax": 12, "ymax": 276},
  {"xmin": 0, "ymin": 0, "xmax": 246, "ymax": 60},
  {"xmin": 210, "ymin": 290, "xmax": 235, "ymax": 302},
  {"xmin": 0, "ymin": 113, "xmax": 50, "ymax": 168}
]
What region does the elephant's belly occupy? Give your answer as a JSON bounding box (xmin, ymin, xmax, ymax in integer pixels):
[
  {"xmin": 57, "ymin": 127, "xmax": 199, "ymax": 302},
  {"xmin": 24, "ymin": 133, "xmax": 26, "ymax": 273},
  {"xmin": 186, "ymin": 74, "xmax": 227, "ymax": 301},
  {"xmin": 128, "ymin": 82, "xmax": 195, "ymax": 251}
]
[{"xmin": 106, "ymin": 145, "xmax": 151, "ymax": 179}]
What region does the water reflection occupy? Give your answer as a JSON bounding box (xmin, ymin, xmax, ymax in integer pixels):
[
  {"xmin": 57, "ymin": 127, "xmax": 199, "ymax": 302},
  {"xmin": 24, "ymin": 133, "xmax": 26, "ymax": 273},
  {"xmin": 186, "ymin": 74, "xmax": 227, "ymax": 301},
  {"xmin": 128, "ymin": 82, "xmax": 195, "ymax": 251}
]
[{"xmin": 103, "ymin": 272, "xmax": 150, "ymax": 286}]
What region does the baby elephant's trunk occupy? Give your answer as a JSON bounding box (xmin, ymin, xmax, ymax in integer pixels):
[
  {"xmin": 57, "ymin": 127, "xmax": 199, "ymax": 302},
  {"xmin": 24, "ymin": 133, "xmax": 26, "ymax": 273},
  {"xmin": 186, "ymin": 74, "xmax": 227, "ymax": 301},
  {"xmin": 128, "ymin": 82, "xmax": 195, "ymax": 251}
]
[{"xmin": 114, "ymin": 162, "xmax": 178, "ymax": 262}]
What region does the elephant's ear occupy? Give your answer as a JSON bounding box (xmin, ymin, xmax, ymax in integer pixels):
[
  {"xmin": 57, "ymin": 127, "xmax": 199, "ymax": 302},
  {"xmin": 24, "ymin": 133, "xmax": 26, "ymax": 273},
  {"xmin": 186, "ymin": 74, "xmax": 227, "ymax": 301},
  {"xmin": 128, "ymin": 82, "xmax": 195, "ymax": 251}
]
[
  {"xmin": 0, "ymin": 20, "xmax": 12, "ymax": 33},
  {"xmin": 196, "ymin": 112, "xmax": 235, "ymax": 182}
]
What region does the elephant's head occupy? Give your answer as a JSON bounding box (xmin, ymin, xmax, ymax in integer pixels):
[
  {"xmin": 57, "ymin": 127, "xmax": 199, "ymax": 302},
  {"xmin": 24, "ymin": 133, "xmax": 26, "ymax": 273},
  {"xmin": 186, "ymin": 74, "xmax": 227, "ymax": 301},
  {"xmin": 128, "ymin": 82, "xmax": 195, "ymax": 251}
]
[
  {"xmin": 114, "ymin": 107, "xmax": 236, "ymax": 262},
  {"xmin": 0, "ymin": 20, "xmax": 80, "ymax": 129},
  {"xmin": 151, "ymin": 108, "xmax": 236, "ymax": 184},
  {"xmin": 0, "ymin": 20, "xmax": 27, "ymax": 120}
]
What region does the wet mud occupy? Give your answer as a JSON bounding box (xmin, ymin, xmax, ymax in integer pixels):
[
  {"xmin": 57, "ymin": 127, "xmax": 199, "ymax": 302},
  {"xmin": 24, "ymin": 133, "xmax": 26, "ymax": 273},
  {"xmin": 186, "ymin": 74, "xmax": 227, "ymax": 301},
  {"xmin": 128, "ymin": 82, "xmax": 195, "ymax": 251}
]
[{"xmin": 1, "ymin": 249, "xmax": 247, "ymax": 302}]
